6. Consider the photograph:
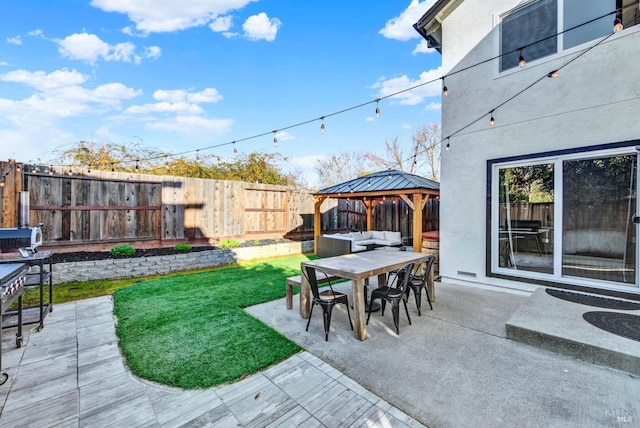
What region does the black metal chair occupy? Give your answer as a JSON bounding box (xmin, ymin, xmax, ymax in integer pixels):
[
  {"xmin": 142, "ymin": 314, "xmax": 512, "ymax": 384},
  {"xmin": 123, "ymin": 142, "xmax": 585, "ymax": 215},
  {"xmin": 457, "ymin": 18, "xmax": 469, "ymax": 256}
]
[
  {"xmin": 302, "ymin": 266, "xmax": 353, "ymax": 341},
  {"xmin": 366, "ymin": 262, "xmax": 415, "ymax": 334},
  {"xmin": 406, "ymin": 256, "xmax": 435, "ymax": 316}
]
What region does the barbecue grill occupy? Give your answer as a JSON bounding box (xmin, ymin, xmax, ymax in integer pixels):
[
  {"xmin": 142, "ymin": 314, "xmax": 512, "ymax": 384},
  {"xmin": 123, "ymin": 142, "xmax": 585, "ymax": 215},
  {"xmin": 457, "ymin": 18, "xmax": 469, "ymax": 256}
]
[{"xmin": 0, "ymin": 225, "xmax": 43, "ymax": 257}]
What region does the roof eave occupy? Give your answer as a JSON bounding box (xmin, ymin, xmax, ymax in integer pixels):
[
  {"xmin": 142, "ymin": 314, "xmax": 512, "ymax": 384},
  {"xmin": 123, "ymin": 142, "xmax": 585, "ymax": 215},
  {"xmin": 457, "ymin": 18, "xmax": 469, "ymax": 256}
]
[{"xmin": 414, "ymin": 0, "xmax": 465, "ymax": 53}]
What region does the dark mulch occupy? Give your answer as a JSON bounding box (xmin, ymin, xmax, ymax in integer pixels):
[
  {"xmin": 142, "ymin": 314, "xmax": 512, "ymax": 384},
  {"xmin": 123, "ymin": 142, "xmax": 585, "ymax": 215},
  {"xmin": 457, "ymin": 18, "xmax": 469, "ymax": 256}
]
[{"xmin": 49, "ymin": 238, "xmax": 300, "ymax": 264}]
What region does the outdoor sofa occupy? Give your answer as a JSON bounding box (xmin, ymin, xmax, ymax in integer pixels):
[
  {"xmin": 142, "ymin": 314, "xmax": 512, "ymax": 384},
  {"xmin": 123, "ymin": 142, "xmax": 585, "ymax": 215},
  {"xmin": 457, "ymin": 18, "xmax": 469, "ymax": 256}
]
[{"xmin": 317, "ymin": 231, "xmax": 402, "ymax": 258}]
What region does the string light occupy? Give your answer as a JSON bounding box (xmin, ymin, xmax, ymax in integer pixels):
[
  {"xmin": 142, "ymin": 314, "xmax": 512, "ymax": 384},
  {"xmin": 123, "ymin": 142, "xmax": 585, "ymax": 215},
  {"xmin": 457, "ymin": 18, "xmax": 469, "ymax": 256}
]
[
  {"xmin": 490, "ymin": 110, "xmax": 495, "ymax": 126},
  {"xmin": 233, "ymin": 141, "xmax": 238, "ymax": 156},
  {"xmin": 67, "ymin": 168, "xmax": 73, "ymax": 176},
  {"xmin": 613, "ymin": 17, "xmax": 623, "ymax": 32},
  {"xmin": 23, "ymin": 7, "xmax": 628, "ymax": 170},
  {"xmin": 273, "ymin": 131, "xmax": 278, "ymax": 147},
  {"xmin": 320, "ymin": 117, "xmax": 325, "ymax": 133},
  {"xmin": 135, "ymin": 159, "xmax": 140, "ymax": 170},
  {"xmin": 49, "ymin": 165, "xmax": 53, "ymax": 175},
  {"xmin": 87, "ymin": 164, "xmax": 92, "ymax": 174}
]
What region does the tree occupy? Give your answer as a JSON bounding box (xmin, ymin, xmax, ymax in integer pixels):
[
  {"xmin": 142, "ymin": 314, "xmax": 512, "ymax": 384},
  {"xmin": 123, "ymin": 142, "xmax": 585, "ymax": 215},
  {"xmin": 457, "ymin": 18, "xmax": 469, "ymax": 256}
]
[
  {"xmin": 57, "ymin": 140, "xmax": 164, "ymax": 172},
  {"xmin": 313, "ymin": 152, "xmax": 375, "ymax": 189},
  {"xmin": 364, "ymin": 123, "xmax": 441, "ymax": 181},
  {"xmin": 57, "ymin": 140, "xmax": 297, "ymax": 185}
]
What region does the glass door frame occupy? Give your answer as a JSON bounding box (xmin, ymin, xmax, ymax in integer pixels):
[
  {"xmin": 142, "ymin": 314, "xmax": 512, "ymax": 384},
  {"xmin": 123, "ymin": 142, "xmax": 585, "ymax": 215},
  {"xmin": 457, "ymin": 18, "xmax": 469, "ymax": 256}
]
[{"xmin": 487, "ymin": 141, "xmax": 640, "ymax": 298}]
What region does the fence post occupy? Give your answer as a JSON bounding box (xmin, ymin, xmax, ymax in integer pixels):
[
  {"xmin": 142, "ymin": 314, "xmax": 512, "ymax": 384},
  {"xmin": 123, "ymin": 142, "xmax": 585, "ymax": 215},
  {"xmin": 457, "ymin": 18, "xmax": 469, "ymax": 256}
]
[{"xmin": 0, "ymin": 160, "xmax": 22, "ymax": 228}]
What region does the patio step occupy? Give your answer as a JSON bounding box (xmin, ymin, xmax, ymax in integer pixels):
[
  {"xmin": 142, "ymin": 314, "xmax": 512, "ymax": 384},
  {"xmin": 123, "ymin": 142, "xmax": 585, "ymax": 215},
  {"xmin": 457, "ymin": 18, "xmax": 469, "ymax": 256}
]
[{"xmin": 505, "ymin": 287, "xmax": 640, "ymax": 375}]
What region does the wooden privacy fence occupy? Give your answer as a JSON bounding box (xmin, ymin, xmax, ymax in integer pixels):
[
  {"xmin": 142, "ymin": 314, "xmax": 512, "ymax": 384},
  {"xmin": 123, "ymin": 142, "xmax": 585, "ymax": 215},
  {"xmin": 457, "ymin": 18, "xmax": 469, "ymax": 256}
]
[{"xmin": 0, "ymin": 161, "xmax": 439, "ymax": 250}]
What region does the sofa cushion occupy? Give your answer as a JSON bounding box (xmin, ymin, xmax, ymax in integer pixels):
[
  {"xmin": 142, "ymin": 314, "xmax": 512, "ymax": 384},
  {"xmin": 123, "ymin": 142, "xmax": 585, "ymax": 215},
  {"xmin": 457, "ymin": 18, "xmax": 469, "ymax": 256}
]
[
  {"xmin": 371, "ymin": 231, "xmax": 386, "ymax": 240},
  {"xmin": 361, "ymin": 231, "xmax": 373, "ymax": 239},
  {"xmin": 357, "ymin": 239, "xmax": 376, "ymax": 246},
  {"xmin": 349, "ymin": 231, "xmax": 363, "ymax": 240},
  {"xmin": 326, "ymin": 233, "xmax": 353, "ymax": 241},
  {"xmin": 385, "ymin": 231, "xmax": 401, "ymax": 242}
]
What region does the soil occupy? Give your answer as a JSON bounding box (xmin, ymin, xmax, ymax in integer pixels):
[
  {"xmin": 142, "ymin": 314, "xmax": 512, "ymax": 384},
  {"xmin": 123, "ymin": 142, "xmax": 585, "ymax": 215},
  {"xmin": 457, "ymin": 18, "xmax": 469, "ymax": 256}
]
[{"xmin": 49, "ymin": 238, "xmax": 300, "ymax": 264}]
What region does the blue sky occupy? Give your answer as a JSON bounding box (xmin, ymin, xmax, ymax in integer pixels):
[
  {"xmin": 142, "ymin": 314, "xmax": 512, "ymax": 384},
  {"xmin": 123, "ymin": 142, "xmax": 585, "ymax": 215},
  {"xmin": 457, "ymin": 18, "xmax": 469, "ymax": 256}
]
[{"xmin": 0, "ymin": 0, "xmax": 442, "ymax": 184}]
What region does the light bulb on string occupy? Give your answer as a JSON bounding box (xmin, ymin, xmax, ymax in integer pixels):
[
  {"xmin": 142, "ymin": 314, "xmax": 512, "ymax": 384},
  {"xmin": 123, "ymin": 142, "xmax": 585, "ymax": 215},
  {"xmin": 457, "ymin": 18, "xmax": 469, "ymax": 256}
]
[
  {"xmin": 518, "ymin": 49, "xmax": 526, "ymax": 68},
  {"xmin": 67, "ymin": 168, "xmax": 73, "ymax": 176},
  {"xmin": 135, "ymin": 159, "xmax": 140, "ymax": 170},
  {"xmin": 547, "ymin": 70, "xmax": 559, "ymax": 78},
  {"xmin": 490, "ymin": 110, "xmax": 495, "ymax": 126},
  {"xmin": 375, "ymin": 99, "xmax": 380, "ymax": 118},
  {"xmin": 273, "ymin": 131, "xmax": 278, "ymax": 147},
  {"xmin": 49, "ymin": 165, "xmax": 54, "ymax": 175},
  {"xmin": 111, "ymin": 163, "xmax": 115, "ymax": 172},
  {"xmin": 87, "ymin": 164, "xmax": 92, "ymax": 174},
  {"xmin": 16, "ymin": 163, "xmax": 21, "ymax": 172},
  {"xmin": 195, "ymin": 150, "xmax": 200, "ymax": 162},
  {"xmin": 442, "ymin": 77, "xmax": 448, "ymax": 96},
  {"xmin": 320, "ymin": 117, "xmax": 325, "ymax": 133},
  {"xmin": 233, "ymin": 141, "xmax": 238, "ymax": 156},
  {"xmin": 613, "ymin": 17, "xmax": 623, "ymax": 32}
]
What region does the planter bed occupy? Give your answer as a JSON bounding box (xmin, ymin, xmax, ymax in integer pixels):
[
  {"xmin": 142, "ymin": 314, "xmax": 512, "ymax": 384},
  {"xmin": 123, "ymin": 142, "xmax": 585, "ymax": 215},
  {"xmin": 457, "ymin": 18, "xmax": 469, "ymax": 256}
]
[{"xmin": 50, "ymin": 240, "xmax": 314, "ymax": 284}]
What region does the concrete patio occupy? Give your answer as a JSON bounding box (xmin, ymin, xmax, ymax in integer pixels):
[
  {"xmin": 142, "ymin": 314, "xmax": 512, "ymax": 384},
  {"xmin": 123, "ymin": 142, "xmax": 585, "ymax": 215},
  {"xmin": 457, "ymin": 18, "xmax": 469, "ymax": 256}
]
[
  {"xmin": 1, "ymin": 279, "xmax": 639, "ymax": 427},
  {"xmin": 0, "ymin": 296, "xmax": 424, "ymax": 427}
]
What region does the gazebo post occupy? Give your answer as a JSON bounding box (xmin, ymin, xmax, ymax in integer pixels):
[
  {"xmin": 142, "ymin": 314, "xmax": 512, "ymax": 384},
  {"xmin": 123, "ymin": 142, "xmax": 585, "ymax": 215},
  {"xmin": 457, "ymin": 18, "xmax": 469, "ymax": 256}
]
[
  {"xmin": 313, "ymin": 196, "xmax": 325, "ymax": 254},
  {"xmin": 412, "ymin": 192, "xmax": 423, "ymax": 253}
]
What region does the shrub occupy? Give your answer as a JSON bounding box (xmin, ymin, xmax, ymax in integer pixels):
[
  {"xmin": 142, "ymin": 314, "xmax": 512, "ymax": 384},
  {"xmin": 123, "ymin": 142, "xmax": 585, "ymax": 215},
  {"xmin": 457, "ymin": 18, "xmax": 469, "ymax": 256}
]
[
  {"xmin": 110, "ymin": 244, "xmax": 135, "ymax": 257},
  {"xmin": 219, "ymin": 239, "xmax": 240, "ymax": 248},
  {"xmin": 173, "ymin": 243, "xmax": 192, "ymax": 252}
]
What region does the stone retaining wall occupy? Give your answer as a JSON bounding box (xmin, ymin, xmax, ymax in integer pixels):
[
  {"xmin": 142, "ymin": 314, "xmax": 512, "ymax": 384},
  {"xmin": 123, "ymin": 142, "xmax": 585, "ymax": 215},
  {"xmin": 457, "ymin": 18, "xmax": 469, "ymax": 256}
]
[{"xmin": 52, "ymin": 241, "xmax": 314, "ymax": 284}]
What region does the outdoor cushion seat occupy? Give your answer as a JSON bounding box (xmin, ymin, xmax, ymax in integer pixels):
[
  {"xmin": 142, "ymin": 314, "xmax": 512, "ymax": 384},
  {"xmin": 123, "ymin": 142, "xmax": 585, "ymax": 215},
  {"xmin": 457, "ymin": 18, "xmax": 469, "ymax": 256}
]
[{"xmin": 321, "ymin": 230, "xmax": 403, "ymax": 254}]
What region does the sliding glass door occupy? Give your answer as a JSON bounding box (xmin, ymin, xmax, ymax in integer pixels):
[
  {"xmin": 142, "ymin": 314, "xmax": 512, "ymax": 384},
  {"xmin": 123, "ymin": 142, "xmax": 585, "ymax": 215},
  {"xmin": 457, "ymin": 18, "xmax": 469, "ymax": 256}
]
[
  {"xmin": 562, "ymin": 155, "xmax": 636, "ymax": 284},
  {"xmin": 491, "ymin": 148, "xmax": 638, "ymax": 290}
]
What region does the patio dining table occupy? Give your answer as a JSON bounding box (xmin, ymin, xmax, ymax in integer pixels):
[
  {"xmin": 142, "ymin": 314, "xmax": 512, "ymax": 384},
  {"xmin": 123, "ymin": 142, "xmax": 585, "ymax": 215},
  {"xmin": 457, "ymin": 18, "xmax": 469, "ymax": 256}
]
[{"xmin": 300, "ymin": 250, "xmax": 429, "ymax": 340}]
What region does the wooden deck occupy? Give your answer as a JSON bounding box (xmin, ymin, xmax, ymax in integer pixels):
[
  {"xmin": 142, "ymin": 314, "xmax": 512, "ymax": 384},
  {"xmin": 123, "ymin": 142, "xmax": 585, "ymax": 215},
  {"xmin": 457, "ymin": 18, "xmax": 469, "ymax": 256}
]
[{"xmin": 0, "ymin": 296, "xmax": 425, "ymax": 427}]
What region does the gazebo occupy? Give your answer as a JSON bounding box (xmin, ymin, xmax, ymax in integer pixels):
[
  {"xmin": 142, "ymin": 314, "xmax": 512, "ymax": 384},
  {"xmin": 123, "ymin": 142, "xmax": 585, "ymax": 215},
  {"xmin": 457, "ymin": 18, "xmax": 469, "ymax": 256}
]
[{"xmin": 312, "ymin": 169, "xmax": 440, "ymax": 253}]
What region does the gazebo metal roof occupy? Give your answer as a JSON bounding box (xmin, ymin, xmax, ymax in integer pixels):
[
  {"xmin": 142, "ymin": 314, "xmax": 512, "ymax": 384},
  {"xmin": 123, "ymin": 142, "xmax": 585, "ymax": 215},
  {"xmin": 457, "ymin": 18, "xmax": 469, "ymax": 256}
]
[{"xmin": 314, "ymin": 169, "xmax": 439, "ymax": 197}]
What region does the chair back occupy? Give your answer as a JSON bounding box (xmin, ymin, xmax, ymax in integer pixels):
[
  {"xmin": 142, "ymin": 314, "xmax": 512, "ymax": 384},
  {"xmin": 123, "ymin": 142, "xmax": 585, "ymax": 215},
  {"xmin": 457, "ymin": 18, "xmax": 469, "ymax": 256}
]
[
  {"xmin": 386, "ymin": 262, "xmax": 415, "ymax": 295},
  {"xmin": 413, "ymin": 256, "xmax": 436, "ymax": 285},
  {"xmin": 302, "ymin": 265, "xmax": 322, "ymax": 299}
]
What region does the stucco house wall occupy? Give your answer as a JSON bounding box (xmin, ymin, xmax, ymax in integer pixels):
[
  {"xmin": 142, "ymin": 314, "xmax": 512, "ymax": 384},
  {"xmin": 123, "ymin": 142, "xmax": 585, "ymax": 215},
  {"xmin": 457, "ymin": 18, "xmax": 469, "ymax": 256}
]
[{"xmin": 424, "ymin": 0, "xmax": 640, "ymax": 294}]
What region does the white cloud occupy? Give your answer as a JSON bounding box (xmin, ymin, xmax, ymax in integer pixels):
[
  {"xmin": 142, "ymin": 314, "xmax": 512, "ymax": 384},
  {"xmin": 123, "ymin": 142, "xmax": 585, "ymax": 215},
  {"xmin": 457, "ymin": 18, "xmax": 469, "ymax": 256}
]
[
  {"xmin": 243, "ymin": 13, "xmax": 280, "ymax": 41},
  {"xmin": 371, "ymin": 66, "xmax": 442, "ymax": 106},
  {"xmin": 2, "ymin": 69, "xmax": 87, "ymax": 91},
  {"xmin": 412, "ymin": 39, "xmax": 436, "ymax": 55},
  {"xmin": 274, "ymin": 130, "xmax": 294, "ymax": 141},
  {"xmin": 125, "ymin": 101, "xmax": 204, "ymax": 115},
  {"xmin": 209, "ymin": 16, "xmax": 233, "ymax": 32},
  {"xmin": 7, "ymin": 36, "xmax": 22, "ymax": 45},
  {"xmin": 0, "ymin": 61, "xmax": 10, "ymax": 66},
  {"xmin": 91, "ymin": 0, "xmax": 257, "ymax": 33},
  {"xmin": 57, "ymin": 32, "xmax": 161, "ymax": 64},
  {"xmin": 125, "ymin": 87, "xmax": 223, "ymax": 118},
  {"xmin": 147, "ymin": 115, "xmax": 233, "ymax": 134},
  {"xmin": 0, "ymin": 69, "xmax": 140, "ymax": 125},
  {"xmin": 424, "ymin": 101, "xmax": 441, "ymax": 111},
  {"xmin": 379, "ymin": 0, "xmax": 436, "ymax": 41},
  {"xmin": 27, "ymin": 29, "xmax": 43, "ymax": 37}
]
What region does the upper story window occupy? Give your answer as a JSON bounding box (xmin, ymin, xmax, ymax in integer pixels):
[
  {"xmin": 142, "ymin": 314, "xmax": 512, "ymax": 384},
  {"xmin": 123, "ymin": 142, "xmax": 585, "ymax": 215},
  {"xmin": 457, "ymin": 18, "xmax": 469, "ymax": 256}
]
[{"xmin": 499, "ymin": 0, "xmax": 617, "ymax": 72}]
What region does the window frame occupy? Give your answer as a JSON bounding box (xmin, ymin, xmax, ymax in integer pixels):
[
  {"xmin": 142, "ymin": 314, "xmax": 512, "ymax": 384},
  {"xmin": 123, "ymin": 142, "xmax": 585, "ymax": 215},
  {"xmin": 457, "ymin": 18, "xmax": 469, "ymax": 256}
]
[{"xmin": 495, "ymin": 0, "xmax": 619, "ymax": 75}]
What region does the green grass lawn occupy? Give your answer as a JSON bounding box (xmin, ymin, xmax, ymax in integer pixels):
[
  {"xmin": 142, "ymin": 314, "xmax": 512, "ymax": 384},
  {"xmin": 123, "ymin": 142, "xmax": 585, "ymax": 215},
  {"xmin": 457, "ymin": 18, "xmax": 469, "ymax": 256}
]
[{"xmin": 112, "ymin": 255, "xmax": 313, "ymax": 389}]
